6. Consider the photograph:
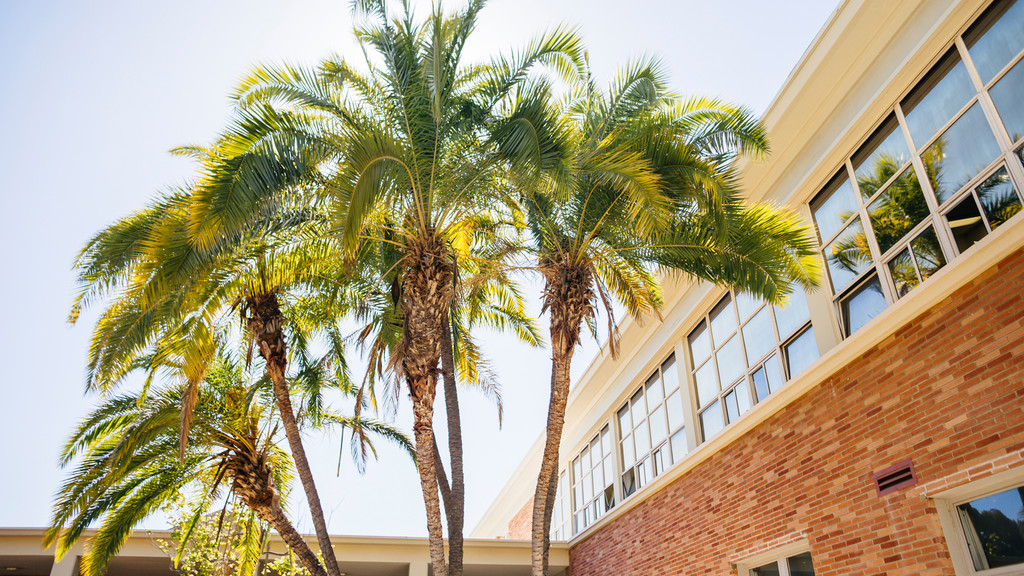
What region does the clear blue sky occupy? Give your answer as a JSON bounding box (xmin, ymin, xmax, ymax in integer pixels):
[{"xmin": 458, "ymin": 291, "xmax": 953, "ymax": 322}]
[{"xmin": 0, "ymin": 0, "xmax": 840, "ymax": 538}]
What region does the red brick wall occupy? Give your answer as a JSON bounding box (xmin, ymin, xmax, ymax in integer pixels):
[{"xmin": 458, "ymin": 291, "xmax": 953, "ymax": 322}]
[
  {"xmin": 509, "ymin": 496, "xmax": 533, "ymax": 540},
  {"xmin": 568, "ymin": 249, "xmax": 1024, "ymax": 575}
]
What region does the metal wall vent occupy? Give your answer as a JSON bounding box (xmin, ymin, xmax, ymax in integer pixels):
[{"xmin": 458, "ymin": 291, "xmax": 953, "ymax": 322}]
[{"xmin": 873, "ymin": 459, "xmax": 917, "ymax": 496}]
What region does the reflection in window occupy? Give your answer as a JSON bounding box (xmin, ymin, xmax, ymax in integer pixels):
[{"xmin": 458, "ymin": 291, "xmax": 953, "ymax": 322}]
[
  {"xmin": 923, "ymin": 104, "xmax": 1002, "ymax": 204},
  {"xmin": 570, "ymin": 427, "xmax": 614, "ymax": 535},
  {"xmin": 990, "ymin": 58, "xmax": 1024, "ymax": 143},
  {"xmin": 811, "ymin": 171, "xmax": 859, "ymax": 243},
  {"xmin": 865, "ymin": 165, "xmax": 931, "ymax": 253},
  {"xmin": 853, "ymin": 114, "xmax": 911, "ymax": 193},
  {"xmin": 902, "ymin": 48, "xmax": 976, "ymax": 149},
  {"xmin": 887, "ymin": 227, "xmax": 946, "ymax": 298},
  {"xmin": 965, "ymin": 0, "xmax": 1024, "ymax": 84},
  {"xmin": 840, "ymin": 275, "xmax": 887, "ymax": 336},
  {"xmin": 688, "ymin": 292, "xmax": 817, "ymax": 443},
  {"xmin": 617, "ymin": 357, "xmax": 685, "ymax": 500},
  {"xmin": 956, "ymin": 485, "xmax": 1024, "ymax": 571},
  {"xmin": 751, "ymin": 552, "xmax": 816, "ymax": 576},
  {"xmin": 946, "ymin": 166, "xmax": 1024, "ymax": 254},
  {"xmin": 824, "ymin": 217, "xmax": 871, "ymax": 292}
]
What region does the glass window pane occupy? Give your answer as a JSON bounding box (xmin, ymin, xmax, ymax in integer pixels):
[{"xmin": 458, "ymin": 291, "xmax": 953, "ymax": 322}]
[
  {"xmin": 774, "ymin": 288, "xmax": 811, "ymax": 339},
  {"xmin": 572, "ymin": 456, "xmax": 581, "ymax": 480},
  {"xmin": 603, "ymin": 485, "xmax": 614, "ymax": 511},
  {"xmin": 902, "ymin": 49, "xmax": 976, "ymax": 148},
  {"xmin": 812, "ymin": 172, "xmax": 859, "ymax": 243},
  {"xmin": 695, "ymin": 360, "xmax": 719, "ymax": 408},
  {"xmin": 788, "ymin": 552, "xmax": 817, "ymax": 576},
  {"xmin": 634, "ymin": 420, "xmax": 651, "ymax": 457},
  {"xmin": 621, "ymin": 469, "xmax": 636, "ymax": 498},
  {"xmin": 752, "ymin": 366, "xmax": 770, "ymax": 403},
  {"xmin": 977, "ymin": 167, "xmax": 1023, "ymax": 229},
  {"xmin": 736, "ymin": 381, "xmax": 753, "ymax": 414},
  {"xmin": 593, "ymin": 461, "xmax": 604, "ymax": 490},
  {"xmin": 617, "ymin": 404, "xmax": 631, "ymax": 434},
  {"xmin": 841, "ymin": 276, "xmax": 888, "ymax": 336},
  {"xmin": 786, "ymin": 327, "xmax": 819, "ymax": 377},
  {"xmin": 670, "ymin": 429, "xmax": 687, "ymax": 463},
  {"xmin": 853, "ymin": 114, "xmax": 912, "ymax": 195},
  {"xmin": 649, "ymin": 405, "xmax": 668, "ymax": 444},
  {"xmin": 946, "ymin": 193, "xmax": 989, "ymax": 253},
  {"xmin": 716, "ymin": 335, "xmax": 745, "ymax": 385},
  {"xmin": 966, "ymin": 0, "xmax": 1024, "ymax": 84},
  {"xmin": 653, "ymin": 445, "xmax": 668, "ymax": 476},
  {"xmin": 700, "ymin": 401, "xmax": 725, "ymax": 441},
  {"xmin": 888, "ymin": 246, "xmax": 920, "ymax": 298},
  {"xmin": 582, "ymin": 471, "xmax": 593, "ymax": 502},
  {"xmin": 645, "ymin": 371, "xmax": 664, "ymax": 407},
  {"xmin": 724, "ymin": 389, "xmax": 740, "ymax": 423},
  {"xmin": 581, "ymin": 446, "xmax": 591, "ymax": 472},
  {"xmin": 637, "ymin": 458, "xmax": 651, "ymax": 489},
  {"xmin": 923, "ymin": 104, "xmax": 1002, "ymax": 204},
  {"xmin": 866, "ymin": 166, "xmax": 931, "ymax": 254},
  {"xmin": 743, "ymin": 306, "xmax": 776, "ymax": 365},
  {"xmin": 666, "ymin": 391, "xmax": 685, "ymax": 431},
  {"xmin": 621, "ymin": 433, "xmax": 635, "ymax": 468},
  {"xmin": 911, "ymin": 226, "xmax": 946, "ymax": 281},
  {"xmin": 709, "ymin": 296, "xmax": 736, "ymax": 345},
  {"xmin": 990, "ymin": 58, "xmax": 1024, "ymax": 143},
  {"xmin": 736, "ymin": 291, "xmax": 763, "ymax": 320},
  {"xmin": 661, "ymin": 356, "xmax": 679, "ymax": 393},
  {"xmin": 631, "ymin": 388, "xmax": 646, "ymax": 424},
  {"xmin": 765, "ymin": 354, "xmax": 784, "ymax": 391},
  {"xmin": 601, "ymin": 427, "xmax": 611, "ymax": 455},
  {"xmin": 688, "ymin": 322, "xmax": 712, "ymax": 365},
  {"xmin": 752, "ymin": 562, "xmax": 781, "ymax": 576},
  {"xmin": 825, "ymin": 217, "xmax": 871, "ymax": 292},
  {"xmin": 603, "ymin": 457, "xmax": 614, "ymax": 489},
  {"xmin": 956, "ymin": 485, "xmax": 1024, "ymax": 570}
]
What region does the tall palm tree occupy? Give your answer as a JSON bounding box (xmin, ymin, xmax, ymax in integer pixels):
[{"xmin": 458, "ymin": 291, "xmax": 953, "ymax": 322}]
[
  {"xmin": 182, "ymin": 3, "xmax": 585, "ymax": 571},
  {"xmin": 70, "ymin": 180, "xmax": 362, "ymax": 576},
  {"xmin": 45, "ymin": 355, "xmax": 412, "ymax": 576},
  {"xmin": 492, "ymin": 60, "xmax": 821, "ymax": 575}
]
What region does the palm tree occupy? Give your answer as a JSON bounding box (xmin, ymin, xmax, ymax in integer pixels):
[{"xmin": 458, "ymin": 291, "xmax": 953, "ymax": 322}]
[
  {"xmin": 45, "ymin": 355, "xmax": 412, "ymax": 576},
  {"xmin": 181, "ymin": 2, "xmax": 585, "ymax": 571},
  {"xmin": 70, "ymin": 181, "xmax": 363, "ymax": 576},
  {"xmin": 491, "ymin": 60, "xmax": 821, "ymax": 575}
]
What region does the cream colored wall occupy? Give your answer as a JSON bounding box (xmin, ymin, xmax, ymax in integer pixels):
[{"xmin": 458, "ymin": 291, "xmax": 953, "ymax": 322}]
[{"xmin": 471, "ymin": 0, "xmax": 1004, "ymax": 540}]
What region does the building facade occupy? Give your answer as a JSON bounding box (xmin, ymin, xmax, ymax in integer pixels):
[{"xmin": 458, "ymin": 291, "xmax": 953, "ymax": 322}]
[{"xmin": 473, "ymin": 0, "xmax": 1024, "ymax": 574}]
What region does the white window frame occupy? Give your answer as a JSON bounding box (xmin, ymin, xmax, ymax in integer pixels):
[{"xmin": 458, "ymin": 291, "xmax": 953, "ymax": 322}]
[
  {"xmin": 734, "ymin": 540, "xmax": 814, "ymax": 576},
  {"xmin": 932, "ymin": 466, "xmax": 1024, "ymax": 576}
]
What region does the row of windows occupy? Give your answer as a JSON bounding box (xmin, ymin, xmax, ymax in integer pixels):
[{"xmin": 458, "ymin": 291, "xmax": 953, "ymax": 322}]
[
  {"xmin": 552, "ymin": 289, "xmax": 819, "ymax": 538},
  {"xmin": 812, "ymin": 0, "xmax": 1024, "ymax": 336},
  {"xmin": 551, "ymin": 0, "xmax": 1024, "ymax": 544}
]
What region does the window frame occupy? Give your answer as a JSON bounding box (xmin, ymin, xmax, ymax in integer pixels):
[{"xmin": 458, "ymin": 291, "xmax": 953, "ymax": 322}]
[
  {"xmin": 932, "ymin": 466, "xmax": 1024, "ymax": 576},
  {"xmin": 809, "ymin": 3, "xmax": 1024, "ymax": 337},
  {"xmin": 734, "ymin": 541, "xmax": 815, "ymax": 576},
  {"xmin": 686, "ymin": 291, "xmax": 817, "ymax": 444},
  {"xmin": 616, "ymin": 355, "xmax": 687, "ymax": 501}
]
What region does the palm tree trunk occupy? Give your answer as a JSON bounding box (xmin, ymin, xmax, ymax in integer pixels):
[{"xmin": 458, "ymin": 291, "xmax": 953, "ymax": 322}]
[
  {"xmin": 532, "ymin": 261, "xmax": 592, "ymax": 576},
  {"xmin": 246, "ymin": 292, "xmax": 342, "ymax": 576},
  {"xmin": 440, "ymin": 316, "xmax": 464, "ymax": 576},
  {"xmin": 401, "ymin": 235, "xmax": 456, "ymax": 576},
  {"xmin": 263, "ymin": 505, "xmax": 328, "ymax": 576}
]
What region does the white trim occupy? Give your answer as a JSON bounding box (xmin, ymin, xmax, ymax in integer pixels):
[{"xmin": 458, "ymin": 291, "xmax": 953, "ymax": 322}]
[
  {"xmin": 733, "ymin": 540, "xmax": 813, "ymax": 576},
  {"xmin": 931, "ymin": 466, "xmax": 1024, "ymax": 576}
]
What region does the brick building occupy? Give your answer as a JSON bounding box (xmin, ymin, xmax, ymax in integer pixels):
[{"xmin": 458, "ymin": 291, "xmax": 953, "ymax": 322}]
[{"xmin": 472, "ymin": 0, "xmax": 1024, "ymax": 574}]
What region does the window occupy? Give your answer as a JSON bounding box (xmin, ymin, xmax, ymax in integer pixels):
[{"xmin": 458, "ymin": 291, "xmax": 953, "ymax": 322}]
[
  {"xmin": 811, "ymin": 0, "xmax": 1024, "ymax": 336},
  {"xmin": 570, "ymin": 427, "xmax": 614, "ymax": 535},
  {"xmin": 551, "ymin": 469, "xmax": 570, "ymax": 540},
  {"xmin": 736, "ymin": 544, "xmax": 816, "ymax": 576},
  {"xmin": 956, "ymin": 486, "xmax": 1024, "ymax": 572},
  {"xmin": 617, "ymin": 356, "xmax": 686, "ymax": 498},
  {"xmin": 687, "ymin": 291, "xmax": 817, "ymax": 443},
  {"xmin": 934, "ymin": 466, "xmax": 1024, "ymax": 575}
]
